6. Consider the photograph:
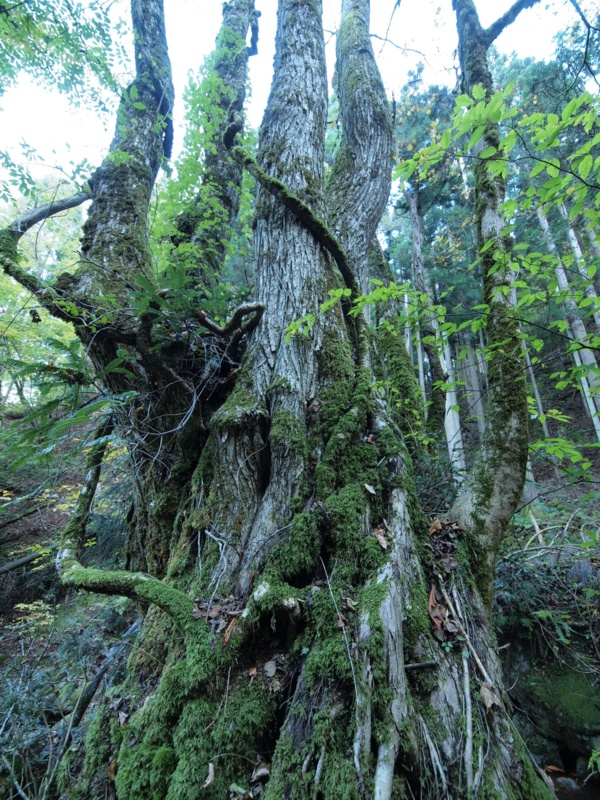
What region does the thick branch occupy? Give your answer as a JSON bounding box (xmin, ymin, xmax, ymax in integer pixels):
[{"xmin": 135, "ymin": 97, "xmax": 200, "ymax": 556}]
[
  {"xmin": 0, "ymin": 544, "xmax": 57, "ymax": 575},
  {"xmin": 484, "ymin": 0, "xmax": 541, "ymax": 46},
  {"xmin": 0, "ymin": 192, "xmax": 91, "ymax": 321},
  {"xmin": 232, "ymin": 146, "xmax": 359, "ymax": 297},
  {"xmin": 10, "ymin": 191, "xmax": 90, "ymax": 235}
]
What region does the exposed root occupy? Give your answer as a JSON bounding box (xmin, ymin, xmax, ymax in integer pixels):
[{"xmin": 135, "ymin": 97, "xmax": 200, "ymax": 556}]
[
  {"xmin": 419, "ymin": 715, "xmax": 449, "ymax": 798},
  {"xmin": 353, "ymin": 612, "xmax": 373, "ymax": 792},
  {"xmin": 312, "ymin": 745, "xmax": 325, "ymax": 800},
  {"xmin": 437, "ymin": 576, "xmax": 493, "ymax": 685},
  {"xmin": 463, "ymin": 649, "xmax": 474, "ymax": 793}
]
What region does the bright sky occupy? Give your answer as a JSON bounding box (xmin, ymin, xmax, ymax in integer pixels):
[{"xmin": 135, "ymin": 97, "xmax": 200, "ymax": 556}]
[{"xmin": 0, "ymin": 0, "xmax": 591, "ymax": 191}]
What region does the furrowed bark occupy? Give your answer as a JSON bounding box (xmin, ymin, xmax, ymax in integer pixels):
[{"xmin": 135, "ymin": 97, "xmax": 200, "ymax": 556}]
[{"xmin": 204, "ymin": 0, "xmax": 330, "ymax": 598}]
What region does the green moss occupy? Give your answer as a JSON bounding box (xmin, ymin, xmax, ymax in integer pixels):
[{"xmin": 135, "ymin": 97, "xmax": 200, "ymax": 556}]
[
  {"xmin": 479, "ymin": 726, "xmax": 555, "ymax": 800},
  {"xmin": 527, "ymin": 666, "xmax": 600, "ymax": 734},
  {"xmin": 210, "ymin": 367, "xmax": 266, "ymax": 429},
  {"xmin": 264, "ymin": 511, "xmax": 320, "ymax": 581},
  {"xmin": 270, "ymin": 409, "xmax": 308, "ymax": 459},
  {"xmin": 317, "ymin": 328, "xmax": 356, "ymax": 438},
  {"xmin": 65, "ymin": 703, "xmax": 122, "ymax": 800},
  {"xmin": 376, "ymin": 327, "xmax": 425, "ymax": 444}
]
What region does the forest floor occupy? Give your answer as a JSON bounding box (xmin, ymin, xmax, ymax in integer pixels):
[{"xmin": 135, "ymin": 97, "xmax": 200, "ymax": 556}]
[{"xmin": 0, "ymin": 414, "xmax": 599, "ymax": 798}]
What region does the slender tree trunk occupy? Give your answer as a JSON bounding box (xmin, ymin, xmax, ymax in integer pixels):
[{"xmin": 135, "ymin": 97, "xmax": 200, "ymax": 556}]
[
  {"xmin": 585, "ymin": 216, "xmax": 600, "ymax": 261},
  {"xmin": 522, "ymin": 342, "xmax": 563, "ymax": 484},
  {"xmin": 404, "ymin": 187, "xmax": 464, "ymax": 472},
  {"xmin": 450, "ymin": 0, "xmax": 536, "ymax": 607},
  {"xmin": 461, "ymin": 330, "xmax": 486, "ymax": 439},
  {"xmin": 558, "ymin": 202, "xmax": 600, "ymax": 334},
  {"xmin": 415, "ymin": 323, "xmax": 427, "ymax": 406},
  {"xmin": 536, "ymin": 206, "xmax": 600, "ymax": 432}
]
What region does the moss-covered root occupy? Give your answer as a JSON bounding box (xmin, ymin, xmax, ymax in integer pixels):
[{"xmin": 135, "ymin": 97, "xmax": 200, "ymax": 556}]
[{"xmin": 56, "ymin": 414, "xmax": 203, "ymax": 642}]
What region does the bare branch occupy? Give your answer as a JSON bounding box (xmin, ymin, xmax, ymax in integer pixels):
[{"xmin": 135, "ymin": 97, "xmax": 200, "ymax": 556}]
[
  {"xmin": 10, "ymin": 191, "xmax": 90, "ymax": 236},
  {"xmin": 568, "ymin": 0, "xmax": 600, "ymax": 31},
  {"xmin": 197, "ymin": 302, "xmax": 264, "ymax": 337},
  {"xmin": 484, "ymin": 0, "xmax": 541, "ymax": 46}
]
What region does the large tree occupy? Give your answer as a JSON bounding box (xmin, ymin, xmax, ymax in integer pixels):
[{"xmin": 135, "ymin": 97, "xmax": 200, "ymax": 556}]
[{"xmin": 0, "ymin": 0, "xmax": 558, "ymax": 798}]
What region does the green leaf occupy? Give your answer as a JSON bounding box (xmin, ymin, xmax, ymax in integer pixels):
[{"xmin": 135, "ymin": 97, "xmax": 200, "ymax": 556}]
[
  {"xmin": 467, "ymin": 125, "xmax": 485, "ymax": 150},
  {"xmin": 578, "ymin": 154, "xmax": 593, "ymax": 180}
]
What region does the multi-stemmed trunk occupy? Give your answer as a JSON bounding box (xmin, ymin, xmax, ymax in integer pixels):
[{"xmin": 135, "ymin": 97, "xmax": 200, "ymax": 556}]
[{"xmin": 0, "ymin": 1, "xmax": 556, "ymax": 798}]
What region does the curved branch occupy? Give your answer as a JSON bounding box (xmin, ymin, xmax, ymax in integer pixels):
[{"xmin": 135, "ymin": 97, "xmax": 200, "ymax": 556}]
[
  {"xmin": 484, "ymin": 0, "xmax": 541, "ymax": 46},
  {"xmin": 10, "ymin": 191, "xmax": 90, "ymax": 235},
  {"xmin": 0, "ymin": 191, "xmax": 91, "ymax": 321},
  {"xmin": 231, "ymin": 146, "xmax": 359, "ymax": 297},
  {"xmin": 197, "ymin": 302, "xmax": 264, "ymax": 337}
]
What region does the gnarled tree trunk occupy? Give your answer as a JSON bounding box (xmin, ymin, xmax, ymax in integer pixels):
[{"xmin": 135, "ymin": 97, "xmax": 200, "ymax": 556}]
[{"xmin": 0, "ymin": 1, "xmax": 555, "ymax": 798}]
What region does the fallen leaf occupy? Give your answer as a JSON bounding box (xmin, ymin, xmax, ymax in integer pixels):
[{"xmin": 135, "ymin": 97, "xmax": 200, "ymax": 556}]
[
  {"xmin": 373, "ymin": 532, "xmax": 388, "ymax": 550},
  {"xmin": 222, "ymin": 615, "xmax": 238, "ymax": 647},
  {"xmin": 445, "ymin": 619, "xmax": 459, "ymax": 634},
  {"xmin": 248, "ymin": 666, "xmax": 257, "ymax": 678},
  {"xmin": 118, "ymin": 711, "xmax": 129, "ymax": 727},
  {"xmin": 251, "ymin": 760, "xmax": 271, "ymax": 783},
  {"xmin": 429, "ymin": 519, "xmax": 443, "ymax": 536},
  {"xmin": 342, "ymin": 596, "xmax": 357, "ymax": 612},
  {"xmin": 264, "ymin": 660, "xmax": 277, "ymax": 678},
  {"xmin": 428, "ymin": 586, "xmax": 447, "ymax": 630},
  {"xmin": 107, "ymin": 758, "xmax": 118, "ymax": 781},
  {"xmin": 364, "ymin": 483, "xmax": 376, "ymax": 495},
  {"xmin": 203, "ymin": 762, "xmax": 215, "ymax": 788},
  {"xmin": 336, "ymin": 613, "xmax": 349, "ymax": 628},
  {"xmin": 479, "ymin": 682, "xmax": 501, "ymax": 713},
  {"xmin": 441, "ymin": 556, "xmax": 459, "ymax": 573}
]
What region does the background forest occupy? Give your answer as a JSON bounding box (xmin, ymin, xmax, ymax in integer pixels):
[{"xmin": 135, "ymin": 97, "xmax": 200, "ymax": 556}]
[{"xmin": 0, "ymin": 0, "xmax": 599, "ymax": 798}]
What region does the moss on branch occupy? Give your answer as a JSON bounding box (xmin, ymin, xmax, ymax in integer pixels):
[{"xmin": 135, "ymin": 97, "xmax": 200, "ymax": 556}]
[
  {"xmin": 56, "ymin": 415, "xmax": 201, "ymax": 642},
  {"xmin": 231, "ymin": 145, "xmax": 359, "ymax": 298}
]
